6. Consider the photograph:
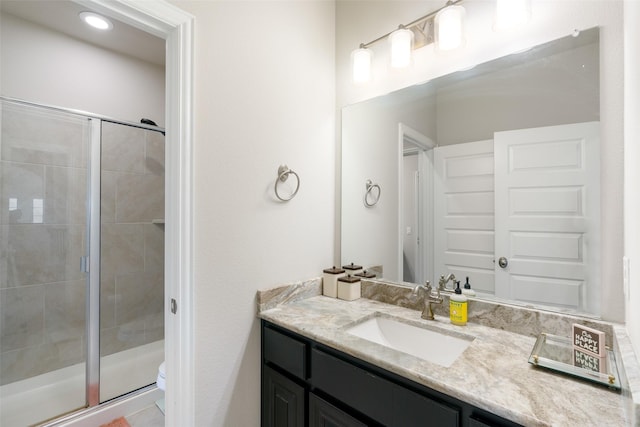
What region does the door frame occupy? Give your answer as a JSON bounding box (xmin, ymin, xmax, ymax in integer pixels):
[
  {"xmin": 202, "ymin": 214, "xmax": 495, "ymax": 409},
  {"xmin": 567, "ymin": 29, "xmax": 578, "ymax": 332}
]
[
  {"xmin": 76, "ymin": 1, "xmax": 195, "ymax": 424},
  {"xmin": 398, "ymin": 123, "xmax": 435, "ymax": 285}
]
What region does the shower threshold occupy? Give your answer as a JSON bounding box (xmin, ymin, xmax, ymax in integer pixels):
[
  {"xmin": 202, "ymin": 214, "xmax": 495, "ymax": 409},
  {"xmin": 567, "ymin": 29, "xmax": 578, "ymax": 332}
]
[{"xmin": 0, "ymin": 340, "xmax": 163, "ymax": 427}]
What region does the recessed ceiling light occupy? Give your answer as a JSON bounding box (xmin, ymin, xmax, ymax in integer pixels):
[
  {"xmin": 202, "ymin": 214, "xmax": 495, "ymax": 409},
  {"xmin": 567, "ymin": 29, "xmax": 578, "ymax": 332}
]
[{"xmin": 79, "ymin": 12, "xmax": 113, "ymax": 31}]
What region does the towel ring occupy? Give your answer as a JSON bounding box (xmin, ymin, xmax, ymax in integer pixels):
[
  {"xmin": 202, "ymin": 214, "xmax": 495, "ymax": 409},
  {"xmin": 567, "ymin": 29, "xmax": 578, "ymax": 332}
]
[
  {"xmin": 275, "ymin": 165, "xmax": 300, "ymax": 202},
  {"xmin": 364, "ymin": 179, "xmax": 381, "ymax": 207}
]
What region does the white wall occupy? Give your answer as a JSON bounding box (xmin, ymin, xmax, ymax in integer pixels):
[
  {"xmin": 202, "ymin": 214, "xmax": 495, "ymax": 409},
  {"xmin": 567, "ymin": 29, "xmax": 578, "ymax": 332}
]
[
  {"xmin": 169, "ymin": 1, "xmax": 335, "ymax": 425},
  {"xmin": 0, "ymin": 13, "xmax": 165, "ymax": 126},
  {"xmin": 336, "ymin": 0, "xmax": 624, "ymax": 322},
  {"xmin": 624, "ymin": 0, "xmax": 640, "ymax": 359},
  {"xmin": 342, "ymin": 88, "xmax": 434, "ymax": 281}
]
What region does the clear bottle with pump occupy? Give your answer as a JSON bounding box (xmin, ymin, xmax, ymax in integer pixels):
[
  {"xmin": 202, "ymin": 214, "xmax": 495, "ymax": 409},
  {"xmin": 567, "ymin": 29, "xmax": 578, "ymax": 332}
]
[
  {"xmin": 449, "ymin": 281, "xmax": 468, "ymax": 326},
  {"xmin": 462, "ymin": 276, "xmax": 476, "ymax": 297}
]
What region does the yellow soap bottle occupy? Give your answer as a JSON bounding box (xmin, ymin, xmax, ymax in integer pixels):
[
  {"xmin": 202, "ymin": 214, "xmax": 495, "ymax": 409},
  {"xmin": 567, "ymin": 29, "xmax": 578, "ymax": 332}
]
[{"xmin": 449, "ymin": 281, "xmax": 467, "ymax": 326}]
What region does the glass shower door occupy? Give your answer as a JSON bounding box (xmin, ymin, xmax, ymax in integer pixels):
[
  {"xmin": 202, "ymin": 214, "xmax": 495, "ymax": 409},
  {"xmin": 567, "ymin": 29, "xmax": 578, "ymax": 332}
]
[
  {"xmin": 99, "ymin": 121, "xmax": 165, "ymax": 402},
  {"xmin": 0, "ymin": 100, "xmax": 91, "ymax": 426},
  {"xmin": 1, "ymin": 99, "xmax": 165, "ymax": 425}
]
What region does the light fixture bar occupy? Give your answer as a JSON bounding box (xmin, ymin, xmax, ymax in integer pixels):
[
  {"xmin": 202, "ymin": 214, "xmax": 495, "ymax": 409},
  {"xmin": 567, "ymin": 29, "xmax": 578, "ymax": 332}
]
[{"xmin": 359, "ymin": 0, "xmax": 464, "ymax": 49}]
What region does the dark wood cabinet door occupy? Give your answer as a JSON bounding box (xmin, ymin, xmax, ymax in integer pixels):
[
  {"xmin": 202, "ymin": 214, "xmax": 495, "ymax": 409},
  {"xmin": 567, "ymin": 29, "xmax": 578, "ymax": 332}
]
[
  {"xmin": 262, "ymin": 365, "xmax": 304, "ymax": 427},
  {"xmin": 308, "ymin": 393, "xmax": 367, "ymax": 427}
]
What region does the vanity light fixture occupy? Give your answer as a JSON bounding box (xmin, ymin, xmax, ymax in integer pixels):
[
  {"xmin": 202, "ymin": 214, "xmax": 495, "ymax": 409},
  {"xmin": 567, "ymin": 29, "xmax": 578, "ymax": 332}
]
[
  {"xmin": 435, "ymin": 1, "xmax": 466, "ymax": 51},
  {"xmin": 389, "ymin": 26, "xmax": 414, "ymax": 68},
  {"xmin": 350, "ymin": 0, "xmax": 463, "ymax": 81},
  {"xmin": 79, "ymin": 11, "xmax": 113, "ymax": 31},
  {"xmin": 350, "ymin": 0, "xmax": 532, "ymax": 84},
  {"xmin": 352, "ymin": 45, "xmax": 373, "ymax": 84},
  {"xmin": 494, "ymin": 0, "xmax": 531, "ymax": 31}
]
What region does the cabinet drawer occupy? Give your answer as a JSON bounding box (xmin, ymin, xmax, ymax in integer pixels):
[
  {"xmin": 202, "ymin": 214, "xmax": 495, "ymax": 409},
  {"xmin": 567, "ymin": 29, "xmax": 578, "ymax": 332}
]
[
  {"xmin": 311, "ymin": 348, "xmax": 393, "ymax": 426},
  {"xmin": 469, "ymin": 414, "xmax": 523, "ymax": 427},
  {"xmin": 264, "ymin": 325, "xmax": 307, "ymax": 380},
  {"xmin": 393, "ymin": 384, "xmax": 459, "ymax": 427}
]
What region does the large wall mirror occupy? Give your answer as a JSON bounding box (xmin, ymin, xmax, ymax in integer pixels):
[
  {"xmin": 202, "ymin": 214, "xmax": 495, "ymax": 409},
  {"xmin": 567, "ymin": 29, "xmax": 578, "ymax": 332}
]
[{"xmin": 342, "ymin": 27, "xmax": 601, "ymax": 316}]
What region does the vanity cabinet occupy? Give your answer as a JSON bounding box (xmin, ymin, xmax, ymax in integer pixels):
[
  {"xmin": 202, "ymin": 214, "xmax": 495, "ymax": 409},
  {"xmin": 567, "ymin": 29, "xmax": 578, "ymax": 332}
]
[
  {"xmin": 262, "ymin": 365, "xmax": 304, "ymax": 426},
  {"xmin": 308, "ymin": 393, "xmax": 367, "ymax": 427},
  {"xmin": 261, "ymin": 320, "xmax": 521, "ymax": 427}
]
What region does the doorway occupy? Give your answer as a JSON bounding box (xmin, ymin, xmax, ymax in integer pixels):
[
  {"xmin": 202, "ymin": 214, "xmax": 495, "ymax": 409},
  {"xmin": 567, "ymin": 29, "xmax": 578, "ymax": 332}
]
[
  {"xmin": 0, "ymin": 1, "xmax": 194, "ymax": 425},
  {"xmin": 399, "ymin": 123, "xmax": 435, "ymax": 285},
  {"xmin": 0, "ymin": 98, "xmax": 166, "ymax": 426}
]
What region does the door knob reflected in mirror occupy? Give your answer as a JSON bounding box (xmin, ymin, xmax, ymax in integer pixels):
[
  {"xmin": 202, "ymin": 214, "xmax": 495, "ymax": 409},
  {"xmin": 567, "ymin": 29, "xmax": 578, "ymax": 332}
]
[{"xmin": 498, "ymin": 257, "xmax": 508, "ymax": 269}]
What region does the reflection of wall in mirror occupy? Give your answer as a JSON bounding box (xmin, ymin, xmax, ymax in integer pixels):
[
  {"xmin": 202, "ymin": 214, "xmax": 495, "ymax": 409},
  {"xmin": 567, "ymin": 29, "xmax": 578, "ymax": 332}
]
[
  {"xmin": 436, "ymin": 43, "xmax": 598, "ymax": 146},
  {"xmin": 342, "ymin": 91, "xmax": 436, "ymax": 282}
]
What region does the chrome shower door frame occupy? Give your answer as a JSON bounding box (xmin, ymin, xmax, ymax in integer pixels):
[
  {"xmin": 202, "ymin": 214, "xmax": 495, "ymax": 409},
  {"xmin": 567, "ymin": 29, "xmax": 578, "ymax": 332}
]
[{"xmin": 87, "ymin": 118, "xmax": 102, "ymax": 407}]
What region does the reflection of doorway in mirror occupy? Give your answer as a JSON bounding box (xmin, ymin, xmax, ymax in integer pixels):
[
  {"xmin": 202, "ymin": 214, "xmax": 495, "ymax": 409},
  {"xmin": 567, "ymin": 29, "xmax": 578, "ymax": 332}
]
[
  {"xmin": 403, "ymin": 151, "xmax": 419, "ymax": 283},
  {"xmin": 433, "ymin": 122, "xmax": 600, "ymax": 314},
  {"xmin": 399, "ymin": 123, "xmax": 436, "ymax": 285}
]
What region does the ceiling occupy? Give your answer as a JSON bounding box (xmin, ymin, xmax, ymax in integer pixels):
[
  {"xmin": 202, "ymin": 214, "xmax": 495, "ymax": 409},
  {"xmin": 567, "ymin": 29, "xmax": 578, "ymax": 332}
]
[{"xmin": 0, "ymin": 0, "xmax": 165, "ymax": 66}]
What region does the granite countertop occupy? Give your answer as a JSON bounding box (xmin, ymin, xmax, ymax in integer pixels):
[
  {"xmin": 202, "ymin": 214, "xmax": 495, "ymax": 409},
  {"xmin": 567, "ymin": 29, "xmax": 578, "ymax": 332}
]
[{"xmin": 258, "ymin": 292, "xmax": 628, "ymax": 427}]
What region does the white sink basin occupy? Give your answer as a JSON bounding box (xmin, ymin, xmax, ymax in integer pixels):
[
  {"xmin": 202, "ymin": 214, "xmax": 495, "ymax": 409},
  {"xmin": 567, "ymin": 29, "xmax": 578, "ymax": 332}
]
[{"xmin": 345, "ymin": 315, "xmax": 473, "ymax": 367}]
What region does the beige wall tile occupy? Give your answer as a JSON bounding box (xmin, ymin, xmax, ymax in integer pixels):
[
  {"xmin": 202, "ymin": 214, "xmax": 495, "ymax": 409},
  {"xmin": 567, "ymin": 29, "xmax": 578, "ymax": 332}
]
[
  {"xmin": 145, "ymin": 131, "xmax": 165, "ymax": 176},
  {"xmin": 144, "ymin": 223, "xmax": 164, "ymax": 273},
  {"xmin": 0, "ymin": 115, "xmax": 165, "ymax": 385},
  {"xmin": 100, "ymin": 323, "xmax": 146, "ymax": 356},
  {"xmin": 1, "ymin": 103, "xmax": 88, "ymax": 168},
  {"xmin": 0, "ymin": 285, "xmax": 44, "ymax": 352},
  {"xmin": 115, "ymin": 272, "xmax": 163, "ymax": 326},
  {"xmin": 101, "ymin": 171, "xmax": 118, "ymax": 224},
  {"xmin": 44, "ymin": 280, "xmax": 86, "ymax": 343},
  {"xmin": 144, "ymin": 311, "xmax": 164, "ymax": 343},
  {"xmin": 100, "ymin": 223, "xmax": 144, "ymax": 276},
  {"xmin": 1, "ymin": 338, "xmax": 84, "ymax": 385},
  {"xmin": 100, "ymin": 274, "xmax": 116, "ymax": 330},
  {"xmin": 0, "ymin": 161, "xmax": 45, "ymax": 225},
  {"xmin": 115, "ymin": 174, "xmax": 164, "ymax": 223},
  {"xmin": 2, "ymin": 224, "xmax": 85, "ymax": 287},
  {"xmin": 101, "ymin": 122, "xmax": 145, "ymax": 174},
  {"xmin": 44, "ymin": 166, "xmax": 87, "ymax": 225},
  {"xmin": 0, "ymin": 226, "xmax": 8, "ymax": 288}
]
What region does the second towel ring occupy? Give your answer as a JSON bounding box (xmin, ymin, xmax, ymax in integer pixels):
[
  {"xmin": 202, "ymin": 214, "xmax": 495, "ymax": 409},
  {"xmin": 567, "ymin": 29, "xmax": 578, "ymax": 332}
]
[
  {"xmin": 275, "ymin": 165, "xmax": 300, "ymax": 202},
  {"xmin": 364, "ymin": 179, "xmax": 381, "ymax": 207}
]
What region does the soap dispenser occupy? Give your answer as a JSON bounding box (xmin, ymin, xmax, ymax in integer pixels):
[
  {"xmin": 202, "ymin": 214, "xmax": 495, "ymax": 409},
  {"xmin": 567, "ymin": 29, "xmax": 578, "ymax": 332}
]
[
  {"xmin": 449, "ymin": 281, "xmax": 468, "ymax": 326},
  {"xmin": 462, "ymin": 276, "xmax": 476, "ymax": 297}
]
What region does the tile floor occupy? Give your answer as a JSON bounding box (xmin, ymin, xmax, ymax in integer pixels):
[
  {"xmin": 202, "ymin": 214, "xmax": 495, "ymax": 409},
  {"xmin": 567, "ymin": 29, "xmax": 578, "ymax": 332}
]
[{"xmin": 126, "ymin": 404, "xmax": 164, "ymax": 427}]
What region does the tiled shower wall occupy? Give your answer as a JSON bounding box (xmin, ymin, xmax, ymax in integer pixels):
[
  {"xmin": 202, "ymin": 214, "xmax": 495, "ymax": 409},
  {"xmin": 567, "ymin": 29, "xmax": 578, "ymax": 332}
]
[
  {"xmin": 100, "ymin": 121, "xmax": 164, "ymax": 357},
  {"xmin": 0, "ymin": 102, "xmax": 164, "ymax": 385}
]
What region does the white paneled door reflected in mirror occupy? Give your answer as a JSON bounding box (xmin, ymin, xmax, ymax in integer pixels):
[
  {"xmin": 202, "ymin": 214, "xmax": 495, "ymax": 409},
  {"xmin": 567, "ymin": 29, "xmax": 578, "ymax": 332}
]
[{"xmin": 341, "ymin": 28, "xmax": 601, "ymax": 316}]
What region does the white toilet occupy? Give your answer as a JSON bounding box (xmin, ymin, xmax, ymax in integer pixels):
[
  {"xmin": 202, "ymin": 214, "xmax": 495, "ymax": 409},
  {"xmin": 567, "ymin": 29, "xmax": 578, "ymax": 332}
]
[
  {"xmin": 157, "ymin": 361, "xmax": 166, "ymax": 391},
  {"xmin": 156, "ymin": 362, "xmax": 166, "ymax": 414}
]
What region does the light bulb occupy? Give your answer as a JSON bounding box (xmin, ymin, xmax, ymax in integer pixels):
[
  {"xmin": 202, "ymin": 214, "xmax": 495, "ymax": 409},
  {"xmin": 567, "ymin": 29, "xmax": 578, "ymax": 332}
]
[
  {"xmin": 389, "ymin": 28, "xmax": 413, "ymax": 68},
  {"xmin": 494, "ymin": 0, "xmax": 531, "ymax": 31},
  {"xmin": 351, "ymin": 47, "xmax": 373, "ymax": 84},
  {"xmin": 435, "ymin": 4, "xmax": 465, "ymax": 51},
  {"xmin": 79, "ymin": 12, "xmax": 113, "ymax": 31}
]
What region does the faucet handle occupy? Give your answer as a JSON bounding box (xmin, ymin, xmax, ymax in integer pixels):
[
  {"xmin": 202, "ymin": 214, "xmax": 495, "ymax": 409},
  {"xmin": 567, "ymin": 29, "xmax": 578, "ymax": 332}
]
[{"xmin": 424, "ymin": 280, "xmax": 432, "ymax": 292}]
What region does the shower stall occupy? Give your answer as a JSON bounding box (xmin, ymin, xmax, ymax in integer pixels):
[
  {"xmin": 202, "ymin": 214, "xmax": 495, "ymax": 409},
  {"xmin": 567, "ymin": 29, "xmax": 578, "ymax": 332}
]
[{"xmin": 0, "ymin": 98, "xmax": 165, "ymax": 426}]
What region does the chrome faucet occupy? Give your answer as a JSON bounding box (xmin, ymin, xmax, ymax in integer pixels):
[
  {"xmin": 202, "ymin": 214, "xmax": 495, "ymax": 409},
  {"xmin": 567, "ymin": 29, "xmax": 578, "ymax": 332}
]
[
  {"xmin": 438, "ymin": 273, "xmax": 456, "ymax": 291},
  {"xmin": 412, "ymin": 281, "xmax": 443, "ymax": 320}
]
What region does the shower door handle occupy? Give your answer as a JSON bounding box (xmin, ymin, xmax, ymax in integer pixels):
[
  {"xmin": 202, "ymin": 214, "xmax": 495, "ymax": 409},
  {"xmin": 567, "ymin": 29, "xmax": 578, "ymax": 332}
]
[{"xmin": 80, "ymin": 256, "xmax": 89, "ymax": 273}]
